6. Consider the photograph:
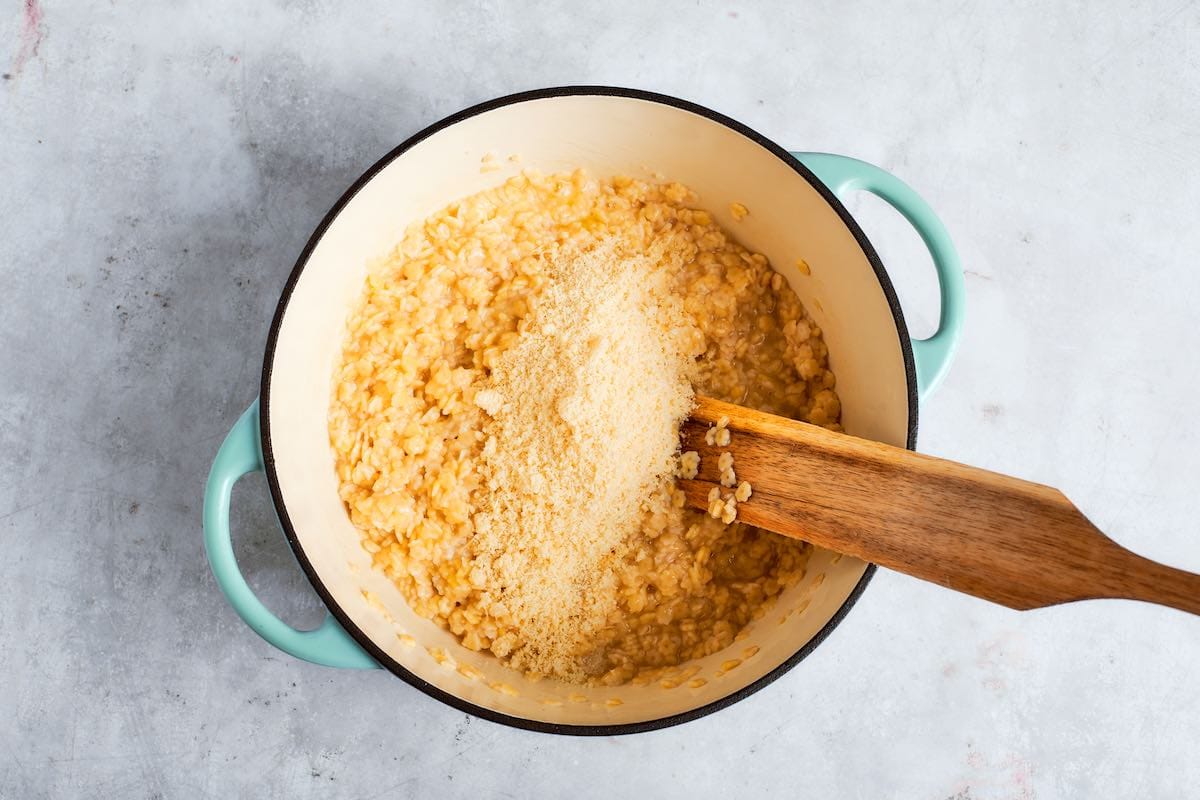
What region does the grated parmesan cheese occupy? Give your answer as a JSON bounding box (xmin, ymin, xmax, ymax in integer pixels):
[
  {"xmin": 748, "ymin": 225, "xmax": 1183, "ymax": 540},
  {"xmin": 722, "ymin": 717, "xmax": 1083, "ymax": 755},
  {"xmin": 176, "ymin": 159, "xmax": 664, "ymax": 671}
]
[{"xmin": 469, "ymin": 239, "xmax": 698, "ymax": 680}]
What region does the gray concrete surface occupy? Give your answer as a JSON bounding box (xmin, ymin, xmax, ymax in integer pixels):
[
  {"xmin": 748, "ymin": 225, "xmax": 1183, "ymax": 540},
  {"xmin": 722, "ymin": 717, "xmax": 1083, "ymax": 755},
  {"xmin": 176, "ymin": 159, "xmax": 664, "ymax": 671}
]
[{"xmin": 3, "ymin": 1, "xmax": 1199, "ymax": 797}]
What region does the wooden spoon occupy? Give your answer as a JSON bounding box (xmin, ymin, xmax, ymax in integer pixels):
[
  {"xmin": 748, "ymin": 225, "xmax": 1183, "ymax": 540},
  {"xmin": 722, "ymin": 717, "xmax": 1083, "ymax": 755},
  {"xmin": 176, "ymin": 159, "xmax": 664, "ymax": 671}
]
[{"xmin": 681, "ymin": 395, "xmax": 1200, "ymax": 616}]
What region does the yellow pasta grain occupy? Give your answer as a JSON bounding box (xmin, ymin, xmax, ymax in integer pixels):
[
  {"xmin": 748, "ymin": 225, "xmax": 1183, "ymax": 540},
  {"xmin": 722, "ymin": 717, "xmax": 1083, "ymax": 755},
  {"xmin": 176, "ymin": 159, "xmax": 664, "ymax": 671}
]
[{"xmin": 330, "ymin": 170, "xmax": 840, "ymax": 686}]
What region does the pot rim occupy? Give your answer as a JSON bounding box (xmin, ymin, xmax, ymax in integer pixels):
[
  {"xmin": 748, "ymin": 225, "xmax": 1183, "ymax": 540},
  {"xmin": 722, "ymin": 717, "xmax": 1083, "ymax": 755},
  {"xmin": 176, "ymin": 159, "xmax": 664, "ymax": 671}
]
[{"xmin": 259, "ymin": 85, "xmax": 919, "ymax": 735}]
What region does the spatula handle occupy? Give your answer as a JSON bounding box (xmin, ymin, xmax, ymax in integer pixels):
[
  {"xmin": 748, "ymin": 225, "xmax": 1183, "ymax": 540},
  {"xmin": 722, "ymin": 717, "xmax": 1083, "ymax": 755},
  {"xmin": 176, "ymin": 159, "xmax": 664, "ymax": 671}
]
[{"xmin": 1110, "ymin": 552, "xmax": 1200, "ymax": 616}]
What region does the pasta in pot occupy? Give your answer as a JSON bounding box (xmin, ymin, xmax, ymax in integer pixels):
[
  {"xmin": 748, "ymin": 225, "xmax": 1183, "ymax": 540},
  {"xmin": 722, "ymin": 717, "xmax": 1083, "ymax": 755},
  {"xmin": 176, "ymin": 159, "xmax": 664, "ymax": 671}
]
[{"xmin": 329, "ymin": 169, "xmax": 840, "ymax": 685}]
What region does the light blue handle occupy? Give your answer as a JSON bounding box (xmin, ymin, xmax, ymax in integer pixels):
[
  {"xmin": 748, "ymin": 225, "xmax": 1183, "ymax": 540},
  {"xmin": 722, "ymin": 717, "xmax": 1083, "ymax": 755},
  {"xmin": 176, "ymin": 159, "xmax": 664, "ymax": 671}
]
[
  {"xmin": 792, "ymin": 152, "xmax": 965, "ymax": 400},
  {"xmin": 203, "ymin": 401, "xmax": 378, "ymax": 669}
]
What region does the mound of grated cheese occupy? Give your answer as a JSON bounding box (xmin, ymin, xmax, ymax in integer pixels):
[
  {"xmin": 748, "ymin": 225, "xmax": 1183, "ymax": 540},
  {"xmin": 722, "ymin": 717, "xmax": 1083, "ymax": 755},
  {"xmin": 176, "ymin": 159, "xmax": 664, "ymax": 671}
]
[{"xmin": 469, "ymin": 238, "xmax": 698, "ymax": 681}]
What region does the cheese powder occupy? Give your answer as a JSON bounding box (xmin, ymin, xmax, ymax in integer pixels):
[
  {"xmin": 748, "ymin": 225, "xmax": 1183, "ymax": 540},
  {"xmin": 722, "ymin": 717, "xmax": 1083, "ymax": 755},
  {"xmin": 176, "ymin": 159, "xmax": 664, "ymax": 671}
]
[{"xmin": 470, "ymin": 240, "xmax": 698, "ymax": 680}]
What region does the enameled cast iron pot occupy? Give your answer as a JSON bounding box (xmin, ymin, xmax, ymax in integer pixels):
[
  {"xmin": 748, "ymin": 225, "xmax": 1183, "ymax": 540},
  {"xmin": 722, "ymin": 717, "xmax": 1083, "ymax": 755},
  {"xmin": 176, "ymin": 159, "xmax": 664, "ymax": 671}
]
[{"xmin": 203, "ymin": 87, "xmax": 965, "ymax": 735}]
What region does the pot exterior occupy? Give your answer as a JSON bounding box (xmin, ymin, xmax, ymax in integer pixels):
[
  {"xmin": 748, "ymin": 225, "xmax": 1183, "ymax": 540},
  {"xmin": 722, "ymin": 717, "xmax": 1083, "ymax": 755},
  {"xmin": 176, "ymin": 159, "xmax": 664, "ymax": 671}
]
[{"xmin": 202, "ymin": 87, "xmax": 962, "ymax": 734}]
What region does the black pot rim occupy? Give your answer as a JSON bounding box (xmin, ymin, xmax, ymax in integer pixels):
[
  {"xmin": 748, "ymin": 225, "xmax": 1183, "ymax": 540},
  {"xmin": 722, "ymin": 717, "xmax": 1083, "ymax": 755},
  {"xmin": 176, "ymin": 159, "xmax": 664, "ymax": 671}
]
[{"xmin": 259, "ymin": 85, "xmax": 919, "ymax": 736}]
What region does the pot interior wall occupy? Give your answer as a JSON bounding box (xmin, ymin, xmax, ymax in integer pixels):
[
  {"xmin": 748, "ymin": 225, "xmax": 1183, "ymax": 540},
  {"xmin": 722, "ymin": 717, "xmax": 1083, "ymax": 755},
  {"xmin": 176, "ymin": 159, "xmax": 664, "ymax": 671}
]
[{"xmin": 265, "ymin": 94, "xmax": 911, "ymax": 727}]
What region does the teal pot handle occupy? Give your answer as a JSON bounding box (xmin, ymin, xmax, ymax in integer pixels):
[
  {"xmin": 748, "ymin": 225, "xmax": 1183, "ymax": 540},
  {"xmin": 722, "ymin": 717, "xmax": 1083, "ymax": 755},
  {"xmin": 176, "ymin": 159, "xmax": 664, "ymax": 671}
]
[
  {"xmin": 203, "ymin": 401, "xmax": 378, "ymax": 669},
  {"xmin": 791, "ymin": 152, "xmax": 965, "ymax": 400}
]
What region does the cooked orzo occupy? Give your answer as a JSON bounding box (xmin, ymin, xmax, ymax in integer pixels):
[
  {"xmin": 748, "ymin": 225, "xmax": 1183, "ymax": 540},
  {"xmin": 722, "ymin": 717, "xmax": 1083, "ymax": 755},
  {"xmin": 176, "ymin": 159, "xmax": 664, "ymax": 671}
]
[{"xmin": 328, "ymin": 168, "xmax": 841, "ymax": 685}]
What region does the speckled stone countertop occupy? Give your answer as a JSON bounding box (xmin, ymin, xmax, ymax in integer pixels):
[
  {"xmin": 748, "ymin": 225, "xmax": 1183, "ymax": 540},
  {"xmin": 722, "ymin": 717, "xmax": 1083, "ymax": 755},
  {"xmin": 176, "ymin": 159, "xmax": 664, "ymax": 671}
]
[{"xmin": 2, "ymin": 2, "xmax": 1198, "ymax": 797}]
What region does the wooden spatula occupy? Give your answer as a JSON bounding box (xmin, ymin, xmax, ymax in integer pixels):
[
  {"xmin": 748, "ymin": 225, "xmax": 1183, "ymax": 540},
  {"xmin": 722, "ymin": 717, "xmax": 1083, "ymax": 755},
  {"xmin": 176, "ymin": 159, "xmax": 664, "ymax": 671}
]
[{"xmin": 681, "ymin": 395, "xmax": 1200, "ymax": 615}]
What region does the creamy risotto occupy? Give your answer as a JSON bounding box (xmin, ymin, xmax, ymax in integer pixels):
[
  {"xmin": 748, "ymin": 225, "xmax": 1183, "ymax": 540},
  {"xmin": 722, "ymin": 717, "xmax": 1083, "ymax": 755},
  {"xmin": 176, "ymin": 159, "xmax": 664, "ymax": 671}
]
[{"xmin": 328, "ymin": 169, "xmax": 840, "ymax": 685}]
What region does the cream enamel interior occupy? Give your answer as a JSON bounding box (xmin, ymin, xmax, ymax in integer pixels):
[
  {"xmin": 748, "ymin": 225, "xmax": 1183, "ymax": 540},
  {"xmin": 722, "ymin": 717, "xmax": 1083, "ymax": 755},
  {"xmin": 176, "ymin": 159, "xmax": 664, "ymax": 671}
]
[{"xmin": 265, "ymin": 94, "xmax": 911, "ymax": 727}]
